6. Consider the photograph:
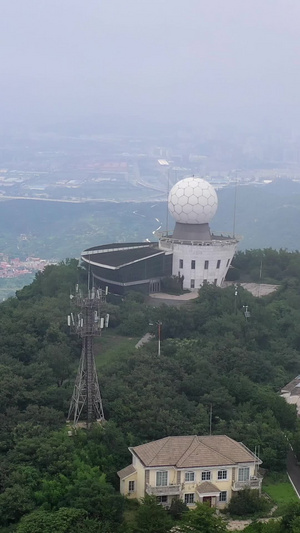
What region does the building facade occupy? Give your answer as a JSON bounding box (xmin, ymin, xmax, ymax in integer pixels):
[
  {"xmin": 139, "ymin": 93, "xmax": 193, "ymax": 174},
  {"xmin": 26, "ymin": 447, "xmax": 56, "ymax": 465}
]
[
  {"xmin": 117, "ymin": 435, "xmax": 262, "ymax": 509},
  {"xmin": 81, "ymin": 178, "xmax": 239, "ymax": 295}
]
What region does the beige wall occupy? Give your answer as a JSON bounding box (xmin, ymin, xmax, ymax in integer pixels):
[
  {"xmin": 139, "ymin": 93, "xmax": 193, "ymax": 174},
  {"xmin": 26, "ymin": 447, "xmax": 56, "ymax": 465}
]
[{"xmin": 120, "ymin": 458, "xmax": 258, "ymax": 507}]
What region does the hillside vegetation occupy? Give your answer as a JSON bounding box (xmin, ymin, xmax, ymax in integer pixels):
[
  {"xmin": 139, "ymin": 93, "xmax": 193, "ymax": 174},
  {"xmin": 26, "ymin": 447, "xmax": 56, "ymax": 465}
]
[
  {"xmin": 0, "ymin": 180, "xmax": 300, "ymax": 263},
  {"xmin": 0, "ymin": 251, "xmax": 300, "ymax": 531}
]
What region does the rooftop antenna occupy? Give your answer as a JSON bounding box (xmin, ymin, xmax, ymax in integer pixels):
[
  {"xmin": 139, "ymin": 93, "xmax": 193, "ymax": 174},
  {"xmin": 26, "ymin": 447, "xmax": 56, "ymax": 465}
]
[
  {"xmin": 166, "ymin": 168, "xmax": 170, "ymax": 236},
  {"xmin": 233, "ymin": 172, "xmax": 238, "ymax": 238},
  {"xmin": 67, "ymin": 283, "xmax": 109, "ymax": 429},
  {"xmin": 258, "ymin": 259, "xmax": 263, "ymax": 298}
]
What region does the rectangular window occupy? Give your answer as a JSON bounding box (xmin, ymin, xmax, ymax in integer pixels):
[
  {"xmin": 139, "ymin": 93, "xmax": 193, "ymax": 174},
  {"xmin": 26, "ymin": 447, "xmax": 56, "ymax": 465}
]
[
  {"xmin": 184, "ymin": 493, "xmax": 195, "ymax": 505},
  {"xmin": 190, "ymin": 279, "xmax": 195, "ymax": 289},
  {"xmin": 157, "ymin": 495, "xmax": 168, "ymax": 503},
  {"xmin": 191, "ymin": 260, "xmax": 196, "ymax": 269},
  {"xmin": 214, "ymin": 279, "xmax": 217, "ymax": 285},
  {"xmin": 217, "ymin": 260, "xmax": 221, "ymax": 269},
  {"xmin": 179, "ymin": 259, "xmax": 183, "ymax": 269},
  {"xmin": 156, "ymin": 471, "xmax": 168, "ymax": 487},
  {"xmin": 204, "ymin": 260, "xmax": 209, "ymax": 270},
  {"xmin": 185, "ymin": 471, "xmax": 195, "ymax": 482},
  {"xmin": 226, "ymin": 258, "xmax": 230, "ymax": 267},
  {"xmin": 238, "ymin": 467, "xmax": 250, "ymax": 482},
  {"xmin": 218, "ymin": 470, "xmax": 227, "ymax": 480},
  {"xmin": 219, "ymin": 491, "xmax": 227, "ymax": 502},
  {"xmin": 201, "ymin": 471, "xmax": 211, "ymax": 481},
  {"xmin": 128, "ymin": 480, "xmax": 135, "ymax": 492}
]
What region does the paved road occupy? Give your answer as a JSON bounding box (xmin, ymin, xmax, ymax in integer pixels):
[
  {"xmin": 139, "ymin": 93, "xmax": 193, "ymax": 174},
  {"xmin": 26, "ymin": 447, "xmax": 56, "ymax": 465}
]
[{"xmin": 287, "ymin": 448, "xmax": 300, "ymax": 497}]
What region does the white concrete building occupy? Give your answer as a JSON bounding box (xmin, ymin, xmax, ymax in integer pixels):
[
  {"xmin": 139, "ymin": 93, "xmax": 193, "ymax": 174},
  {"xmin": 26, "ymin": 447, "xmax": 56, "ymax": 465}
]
[{"xmin": 159, "ymin": 177, "xmax": 239, "ymax": 291}]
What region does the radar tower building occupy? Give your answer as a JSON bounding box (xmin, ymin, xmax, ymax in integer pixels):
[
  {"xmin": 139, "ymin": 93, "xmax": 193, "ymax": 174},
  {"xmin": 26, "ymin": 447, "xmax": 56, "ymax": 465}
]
[{"xmin": 159, "ymin": 177, "xmax": 239, "ymax": 290}]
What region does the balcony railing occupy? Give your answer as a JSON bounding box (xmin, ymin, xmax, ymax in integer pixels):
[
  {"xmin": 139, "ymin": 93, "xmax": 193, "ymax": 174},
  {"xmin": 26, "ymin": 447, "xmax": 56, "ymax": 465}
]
[
  {"xmin": 232, "ymin": 477, "xmax": 262, "ymax": 491},
  {"xmin": 145, "ymin": 484, "xmax": 181, "ymax": 496}
]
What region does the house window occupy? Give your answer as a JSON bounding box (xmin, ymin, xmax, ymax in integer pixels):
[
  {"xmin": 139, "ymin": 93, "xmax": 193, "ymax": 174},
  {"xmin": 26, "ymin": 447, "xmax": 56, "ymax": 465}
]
[
  {"xmin": 218, "ymin": 470, "xmax": 227, "ymax": 480},
  {"xmin": 185, "ymin": 471, "xmax": 195, "ymax": 482},
  {"xmin": 238, "ymin": 467, "xmax": 250, "ymax": 482},
  {"xmin": 190, "ymin": 279, "xmax": 195, "ymax": 289},
  {"xmin": 191, "ymin": 260, "xmax": 196, "ymax": 269},
  {"xmin": 204, "ymin": 260, "xmax": 209, "ymax": 270},
  {"xmin": 219, "ymin": 491, "xmax": 227, "ymax": 502},
  {"xmin": 226, "ymin": 258, "xmax": 230, "ymax": 267},
  {"xmin": 156, "ymin": 471, "xmax": 168, "ymax": 486},
  {"xmin": 157, "ymin": 495, "xmax": 168, "ymax": 503},
  {"xmin": 201, "ymin": 471, "xmax": 211, "ymax": 481},
  {"xmin": 214, "ymin": 279, "xmax": 217, "ymax": 285},
  {"xmin": 184, "ymin": 493, "xmax": 195, "ymax": 505},
  {"xmin": 179, "ymin": 259, "xmax": 183, "ymax": 269},
  {"xmin": 217, "ymin": 260, "xmax": 221, "ymax": 269},
  {"xmin": 128, "ymin": 480, "xmax": 135, "ymax": 492}
]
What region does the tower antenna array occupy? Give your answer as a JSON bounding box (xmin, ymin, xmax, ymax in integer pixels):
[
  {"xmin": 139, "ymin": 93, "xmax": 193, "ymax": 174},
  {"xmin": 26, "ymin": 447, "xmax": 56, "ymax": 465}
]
[{"xmin": 67, "ymin": 284, "xmax": 109, "ymax": 429}]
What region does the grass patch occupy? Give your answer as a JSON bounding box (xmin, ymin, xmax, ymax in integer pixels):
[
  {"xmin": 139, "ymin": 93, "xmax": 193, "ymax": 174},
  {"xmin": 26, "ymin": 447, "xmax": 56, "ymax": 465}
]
[
  {"xmin": 263, "ymin": 472, "xmax": 298, "ymax": 515},
  {"xmin": 94, "ymin": 330, "xmax": 140, "ymax": 369}
]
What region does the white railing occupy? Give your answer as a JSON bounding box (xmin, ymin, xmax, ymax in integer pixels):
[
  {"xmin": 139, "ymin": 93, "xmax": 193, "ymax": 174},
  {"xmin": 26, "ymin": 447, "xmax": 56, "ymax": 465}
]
[
  {"xmin": 146, "ymin": 484, "xmax": 181, "ymax": 496},
  {"xmin": 232, "ymin": 477, "xmax": 262, "ymax": 490}
]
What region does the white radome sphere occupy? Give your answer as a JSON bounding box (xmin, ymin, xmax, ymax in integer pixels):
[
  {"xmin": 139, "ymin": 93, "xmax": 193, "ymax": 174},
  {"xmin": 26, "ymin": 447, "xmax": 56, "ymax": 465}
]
[{"xmin": 168, "ymin": 177, "xmax": 218, "ymax": 224}]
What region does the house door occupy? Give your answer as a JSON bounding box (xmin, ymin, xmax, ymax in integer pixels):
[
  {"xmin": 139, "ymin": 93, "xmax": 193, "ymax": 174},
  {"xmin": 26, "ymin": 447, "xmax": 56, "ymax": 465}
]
[{"xmin": 203, "ymin": 497, "xmax": 212, "ymax": 507}]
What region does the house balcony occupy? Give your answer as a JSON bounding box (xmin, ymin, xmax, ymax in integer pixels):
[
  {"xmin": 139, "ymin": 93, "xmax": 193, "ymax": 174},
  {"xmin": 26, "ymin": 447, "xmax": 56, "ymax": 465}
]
[
  {"xmin": 145, "ymin": 484, "xmax": 181, "ymax": 496},
  {"xmin": 232, "ymin": 477, "xmax": 262, "ymax": 491}
]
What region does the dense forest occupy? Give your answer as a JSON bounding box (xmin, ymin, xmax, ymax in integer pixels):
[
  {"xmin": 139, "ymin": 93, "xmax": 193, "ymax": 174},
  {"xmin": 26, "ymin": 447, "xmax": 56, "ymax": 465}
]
[{"xmin": 1, "ymin": 250, "xmax": 300, "ymax": 531}]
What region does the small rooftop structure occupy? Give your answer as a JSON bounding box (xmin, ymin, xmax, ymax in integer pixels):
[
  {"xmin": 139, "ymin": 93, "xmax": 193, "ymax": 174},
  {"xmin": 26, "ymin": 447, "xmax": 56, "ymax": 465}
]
[{"xmin": 281, "ymin": 375, "xmax": 300, "ymax": 415}]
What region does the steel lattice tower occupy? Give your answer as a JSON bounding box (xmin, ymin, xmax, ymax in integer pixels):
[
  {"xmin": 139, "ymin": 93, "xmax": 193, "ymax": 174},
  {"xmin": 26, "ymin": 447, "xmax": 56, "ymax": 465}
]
[{"xmin": 67, "ymin": 287, "xmax": 106, "ymax": 429}]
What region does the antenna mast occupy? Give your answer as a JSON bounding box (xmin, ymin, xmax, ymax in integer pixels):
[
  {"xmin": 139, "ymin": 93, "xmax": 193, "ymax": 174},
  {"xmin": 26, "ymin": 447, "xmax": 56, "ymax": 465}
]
[{"xmin": 67, "ymin": 285, "xmax": 109, "ymax": 429}]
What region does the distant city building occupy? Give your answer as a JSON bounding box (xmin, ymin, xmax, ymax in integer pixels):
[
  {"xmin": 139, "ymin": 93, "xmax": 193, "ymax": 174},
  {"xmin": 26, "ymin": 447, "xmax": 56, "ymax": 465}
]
[{"xmin": 82, "ymin": 177, "xmax": 239, "ymax": 295}]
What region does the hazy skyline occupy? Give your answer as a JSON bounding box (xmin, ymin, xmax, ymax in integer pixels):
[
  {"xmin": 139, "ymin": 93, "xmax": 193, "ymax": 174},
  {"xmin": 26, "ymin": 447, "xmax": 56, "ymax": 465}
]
[{"xmin": 1, "ymin": 0, "xmax": 300, "ymax": 136}]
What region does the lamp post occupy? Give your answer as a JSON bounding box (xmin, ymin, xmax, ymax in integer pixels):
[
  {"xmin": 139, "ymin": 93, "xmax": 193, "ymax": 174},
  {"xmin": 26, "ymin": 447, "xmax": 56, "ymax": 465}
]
[
  {"xmin": 157, "ymin": 321, "xmax": 162, "ymax": 356},
  {"xmin": 149, "ymin": 320, "xmax": 162, "ymax": 356}
]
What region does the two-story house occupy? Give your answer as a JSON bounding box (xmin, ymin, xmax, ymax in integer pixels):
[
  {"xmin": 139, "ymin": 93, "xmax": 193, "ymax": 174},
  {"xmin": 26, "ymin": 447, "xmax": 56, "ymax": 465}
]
[{"xmin": 117, "ymin": 435, "xmax": 262, "ymax": 509}]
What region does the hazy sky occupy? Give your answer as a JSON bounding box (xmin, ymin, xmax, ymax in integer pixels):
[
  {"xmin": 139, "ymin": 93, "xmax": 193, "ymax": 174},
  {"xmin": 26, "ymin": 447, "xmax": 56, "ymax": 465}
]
[{"xmin": 1, "ymin": 0, "xmax": 300, "ymax": 134}]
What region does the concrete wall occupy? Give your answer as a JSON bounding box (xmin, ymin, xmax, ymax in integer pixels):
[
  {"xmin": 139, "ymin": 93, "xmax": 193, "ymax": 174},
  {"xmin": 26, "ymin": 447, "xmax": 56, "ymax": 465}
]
[{"xmin": 169, "ymin": 241, "xmax": 238, "ymax": 290}]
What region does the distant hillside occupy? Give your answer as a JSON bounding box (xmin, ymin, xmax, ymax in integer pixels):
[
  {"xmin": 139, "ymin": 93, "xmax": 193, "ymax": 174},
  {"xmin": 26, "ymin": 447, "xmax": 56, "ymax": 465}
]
[
  {"xmin": 0, "ymin": 179, "xmax": 299, "ymax": 260},
  {"xmin": 213, "ymin": 179, "xmax": 300, "ymax": 250}
]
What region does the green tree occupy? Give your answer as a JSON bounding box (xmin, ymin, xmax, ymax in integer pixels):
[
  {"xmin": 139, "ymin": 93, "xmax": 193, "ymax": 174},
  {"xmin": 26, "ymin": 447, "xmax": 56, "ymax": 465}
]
[
  {"xmin": 132, "ymin": 495, "xmax": 173, "ymax": 533},
  {"xmin": 179, "ymin": 503, "xmax": 228, "ymax": 532},
  {"xmin": 17, "ymin": 507, "xmax": 89, "ymax": 533}
]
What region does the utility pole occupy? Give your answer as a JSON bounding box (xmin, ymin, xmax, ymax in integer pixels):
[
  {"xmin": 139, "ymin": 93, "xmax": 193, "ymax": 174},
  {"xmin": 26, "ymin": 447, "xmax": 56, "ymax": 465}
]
[
  {"xmin": 209, "ymin": 404, "xmax": 213, "ymax": 435},
  {"xmin": 67, "ymin": 286, "xmax": 108, "ymax": 429},
  {"xmin": 157, "ymin": 321, "xmax": 162, "ymax": 356},
  {"xmin": 234, "ymin": 284, "xmax": 238, "ymax": 315}
]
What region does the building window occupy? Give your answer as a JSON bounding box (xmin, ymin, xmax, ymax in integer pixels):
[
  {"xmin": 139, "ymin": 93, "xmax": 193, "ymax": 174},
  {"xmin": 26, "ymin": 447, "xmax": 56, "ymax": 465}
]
[
  {"xmin": 214, "ymin": 279, "xmax": 217, "ymax": 285},
  {"xmin": 219, "ymin": 491, "xmax": 227, "ymax": 502},
  {"xmin": 238, "ymin": 467, "xmax": 250, "ymax": 482},
  {"xmin": 156, "ymin": 471, "xmax": 168, "ymax": 486},
  {"xmin": 201, "ymin": 471, "xmax": 211, "ymax": 481},
  {"xmin": 217, "ymin": 259, "xmax": 221, "ymax": 269},
  {"xmin": 185, "ymin": 471, "xmax": 195, "ymax": 482},
  {"xmin": 184, "ymin": 493, "xmax": 195, "ymax": 505},
  {"xmin": 218, "ymin": 470, "xmax": 227, "ymax": 480},
  {"xmin": 226, "ymin": 258, "xmax": 230, "ymax": 267},
  {"xmin": 179, "ymin": 259, "xmax": 183, "ymax": 269},
  {"xmin": 128, "ymin": 480, "xmax": 135, "ymax": 492},
  {"xmin": 204, "ymin": 260, "xmax": 209, "ymax": 270},
  {"xmin": 191, "ymin": 260, "xmax": 196, "ymax": 269},
  {"xmin": 157, "ymin": 495, "xmax": 168, "ymax": 503},
  {"xmin": 190, "ymin": 279, "xmax": 195, "ymax": 289}
]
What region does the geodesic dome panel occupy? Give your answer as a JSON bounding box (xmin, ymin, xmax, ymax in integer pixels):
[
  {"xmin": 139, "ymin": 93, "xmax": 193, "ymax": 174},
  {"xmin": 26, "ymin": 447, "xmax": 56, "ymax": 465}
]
[{"xmin": 168, "ymin": 177, "xmax": 218, "ymax": 224}]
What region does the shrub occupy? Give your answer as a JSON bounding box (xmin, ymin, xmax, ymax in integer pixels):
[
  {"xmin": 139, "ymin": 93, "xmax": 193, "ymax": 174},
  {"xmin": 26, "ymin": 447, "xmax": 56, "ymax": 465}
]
[{"xmin": 227, "ymin": 489, "xmax": 270, "ymax": 517}]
